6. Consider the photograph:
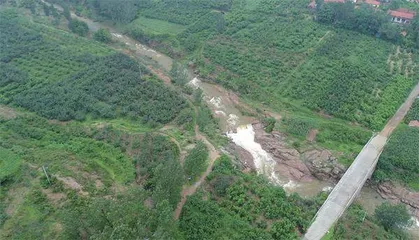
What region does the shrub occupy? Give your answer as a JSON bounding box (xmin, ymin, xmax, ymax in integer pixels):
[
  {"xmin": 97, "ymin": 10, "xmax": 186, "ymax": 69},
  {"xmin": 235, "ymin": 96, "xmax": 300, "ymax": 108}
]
[
  {"xmin": 184, "ymin": 141, "xmax": 208, "ymax": 181},
  {"xmin": 68, "ymin": 19, "xmax": 89, "ymax": 36},
  {"xmin": 93, "ymin": 28, "xmax": 112, "ymax": 43},
  {"xmin": 375, "ymin": 202, "xmax": 413, "ymax": 231}
]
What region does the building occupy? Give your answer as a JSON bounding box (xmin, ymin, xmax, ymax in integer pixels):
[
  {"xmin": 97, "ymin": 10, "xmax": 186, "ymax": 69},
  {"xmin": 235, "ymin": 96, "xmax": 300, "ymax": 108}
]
[
  {"xmin": 364, "ymin": 0, "xmax": 380, "ymax": 7},
  {"xmin": 388, "ymin": 8, "xmax": 416, "ymax": 24}
]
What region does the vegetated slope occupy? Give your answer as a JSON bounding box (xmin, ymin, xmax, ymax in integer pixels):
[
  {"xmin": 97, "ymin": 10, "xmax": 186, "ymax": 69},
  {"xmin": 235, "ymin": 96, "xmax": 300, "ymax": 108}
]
[
  {"xmin": 0, "ymin": 114, "xmax": 185, "ymax": 239},
  {"xmin": 374, "ymin": 125, "xmax": 419, "ymax": 190},
  {"xmin": 0, "ymin": 7, "xmax": 187, "ymax": 239},
  {"xmin": 138, "ymin": 0, "xmax": 232, "ymax": 25},
  {"xmin": 405, "ymin": 99, "xmax": 419, "ymax": 123},
  {"xmin": 0, "ymin": 9, "xmax": 186, "ymax": 124},
  {"xmin": 373, "ymin": 92, "xmax": 419, "ymax": 190},
  {"xmin": 179, "ymin": 156, "xmax": 326, "ymax": 239},
  {"xmin": 57, "ymin": 0, "xmax": 417, "ymax": 132},
  {"xmin": 198, "ymin": 0, "xmax": 417, "ymax": 130},
  {"xmin": 329, "ymin": 204, "xmax": 408, "ymax": 240}
]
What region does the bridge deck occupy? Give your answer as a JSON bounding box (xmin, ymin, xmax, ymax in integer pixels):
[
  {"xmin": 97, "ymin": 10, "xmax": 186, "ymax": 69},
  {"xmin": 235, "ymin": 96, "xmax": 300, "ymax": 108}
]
[
  {"xmin": 304, "ymin": 81, "xmax": 419, "ymax": 240},
  {"xmin": 303, "ymin": 135, "xmax": 387, "ymax": 240}
]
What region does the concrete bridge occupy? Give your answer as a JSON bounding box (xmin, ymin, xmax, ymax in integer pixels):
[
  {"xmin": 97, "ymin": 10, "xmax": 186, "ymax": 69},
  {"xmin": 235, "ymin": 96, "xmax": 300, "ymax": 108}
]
[{"xmin": 303, "ymin": 82, "xmax": 419, "ymax": 240}]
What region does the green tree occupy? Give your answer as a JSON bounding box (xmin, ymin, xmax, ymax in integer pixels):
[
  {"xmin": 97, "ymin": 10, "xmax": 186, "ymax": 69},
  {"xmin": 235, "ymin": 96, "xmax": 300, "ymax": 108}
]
[
  {"xmin": 42, "ymin": 3, "xmax": 50, "ymax": 16},
  {"xmin": 95, "ymin": 0, "xmax": 139, "ymax": 23},
  {"xmin": 379, "ymin": 22, "xmax": 401, "ymax": 41},
  {"xmin": 68, "ymin": 19, "xmax": 89, "ymax": 36},
  {"xmin": 184, "ymin": 141, "xmax": 208, "ymax": 181},
  {"xmin": 389, "ymin": 0, "xmax": 402, "ymax": 10},
  {"xmin": 374, "ymin": 202, "xmax": 413, "ymax": 230},
  {"xmin": 317, "ymin": 3, "xmax": 336, "ymax": 24},
  {"xmin": 270, "ymin": 219, "xmax": 298, "ymax": 240},
  {"xmin": 152, "ymin": 158, "xmax": 184, "ymax": 208},
  {"xmin": 170, "ymin": 62, "xmax": 189, "ymax": 86},
  {"xmin": 93, "ymin": 28, "xmax": 112, "ymax": 43},
  {"xmin": 315, "ymin": 0, "xmax": 324, "ymax": 8},
  {"xmin": 63, "ymin": 4, "xmax": 71, "ymax": 20},
  {"xmin": 193, "ymin": 88, "xmax": 203, "ymax": 105}
]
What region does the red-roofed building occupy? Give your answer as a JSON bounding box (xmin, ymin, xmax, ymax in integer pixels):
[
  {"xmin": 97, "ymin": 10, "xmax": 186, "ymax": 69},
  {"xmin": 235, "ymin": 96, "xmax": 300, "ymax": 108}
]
[
  {"xmin": 388, "ymin": 8, "xmax": 416, "ymax": 24},
  {"xmin": 364, "ymin": 0, "xmax": 380, "ymax": 7}
]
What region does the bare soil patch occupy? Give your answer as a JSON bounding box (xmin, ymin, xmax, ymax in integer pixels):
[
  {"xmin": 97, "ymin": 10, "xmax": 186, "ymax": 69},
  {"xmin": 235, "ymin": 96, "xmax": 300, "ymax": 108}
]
[
  {"xmin": 306, "ymin": 129, "xmax": 319, "ymax": 142},
  {"xmin": 409, "ymin": 120, "xmax": 419, "ymax": 128},
  {"xmin": 42, "ymin": 188, "xmax": 66, "ymax": 205},
  {"xmin": 56, "ymin": 176, "xmax": 89, "ymax": 196},
  {"xmin": 0, "ymin": 105, "xmax": 17, "ymax": 120},
  {"xmin": 5, "ymin": 187, "xmax": 29, "ymax": 216},
  {"xmin": 148, "ymin": 66, "xmax": 171, "ymax": 84}
]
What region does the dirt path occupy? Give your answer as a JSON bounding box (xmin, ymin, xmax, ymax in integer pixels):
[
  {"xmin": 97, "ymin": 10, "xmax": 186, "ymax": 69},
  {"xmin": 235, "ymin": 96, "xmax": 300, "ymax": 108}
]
[
  {"xmin": 142, "ymin": 59, "xmax": 221, "ymax": 219},
  {"xmin": 318, "ymin": 30, "xmax": 331, "ymax": 43},
  {"xmin": 174, "ymin": 124, "xmax": 220, "ymax": 219},
  {"xmin": 43, "ymin": 2, "xmax": 226, "ymax": 219}
]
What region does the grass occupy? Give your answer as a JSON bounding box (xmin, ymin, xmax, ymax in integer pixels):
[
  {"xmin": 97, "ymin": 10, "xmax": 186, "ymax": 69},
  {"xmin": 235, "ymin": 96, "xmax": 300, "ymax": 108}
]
[
  {"xmin": 272, "ymin": 109, "xmax": 370, "ymax": 164},
  {"xmin": 0, "ymin": 147, "xmax": 22, "ymax": 182},
  {"xmin": 131, "ymin": 17, "xmax": 187, "ymax": 35},
  {"xmin": 321, "ymin": 224, "xmax": 335, "ymax": 240},
  {"xmin": 243, "ymin": 0, "xmax": 264, "ymax": 10},
  {"xmin": 83, "ymin": 118, "xmax": 153, "ymax": 133},
  {"xmin": 408, "ymin": 181, "xmax": 419, "ymax": 191},
  {"xmin": 331, "ymin": 204, "xmax": 407, "ymax": 239}
]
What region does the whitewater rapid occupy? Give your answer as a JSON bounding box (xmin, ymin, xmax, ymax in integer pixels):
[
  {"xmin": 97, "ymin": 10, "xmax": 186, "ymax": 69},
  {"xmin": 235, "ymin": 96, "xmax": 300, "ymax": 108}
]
[{"xmin": 227, "ymin": 124, "xmax": 282, "ymax": 185}]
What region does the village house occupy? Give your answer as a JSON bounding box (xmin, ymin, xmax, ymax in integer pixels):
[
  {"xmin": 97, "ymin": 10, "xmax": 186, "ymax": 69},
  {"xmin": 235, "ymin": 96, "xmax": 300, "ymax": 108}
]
[
  {"xmin": 388, "ymin": 8, "xmax": 416, "ymax": 24},
  {"xmin": 364, "ymin": 0, "xmax": 380, "ymax": 7}
]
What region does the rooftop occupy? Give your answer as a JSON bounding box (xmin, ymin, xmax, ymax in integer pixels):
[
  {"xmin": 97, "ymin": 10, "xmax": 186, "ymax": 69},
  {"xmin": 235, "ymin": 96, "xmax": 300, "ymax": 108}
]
[
  {"xmin": 388, "ymin": 8, "xmax": 416, "ymax": 20},
  {"xmin": 364, "ymin": 0, "xmax": 380, "ymax": 5}
]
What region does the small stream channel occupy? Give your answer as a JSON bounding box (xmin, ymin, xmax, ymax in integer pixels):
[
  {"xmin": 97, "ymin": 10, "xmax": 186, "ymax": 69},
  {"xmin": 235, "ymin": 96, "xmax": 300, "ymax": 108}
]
[{"xmin": 48, "ymin": 5, "xmax": 419, "ymax": 235}]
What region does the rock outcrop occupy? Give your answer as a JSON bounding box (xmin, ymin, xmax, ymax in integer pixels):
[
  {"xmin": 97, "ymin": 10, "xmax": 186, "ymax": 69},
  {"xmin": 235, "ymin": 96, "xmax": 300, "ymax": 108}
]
[
  {"xmin": 302, "ymin": 149, "xmax": 346, "ymax": 182},
  {"xmin": 252, "ymin": 122, "xmax": 314, "ymax": 182},
  {"xmin": 228, "ymin": 143, "xmax": 256, "ymax": 171},
  {"xmin": 377, "ymin": 182, "xmax": 419, "ymax": 218}
]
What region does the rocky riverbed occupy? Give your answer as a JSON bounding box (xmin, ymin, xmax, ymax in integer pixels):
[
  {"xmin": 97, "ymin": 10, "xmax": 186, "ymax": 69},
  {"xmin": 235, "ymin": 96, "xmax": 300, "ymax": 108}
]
[
  {"xmin": 229, "ymin": 121, "xmax": 419, "ymax": 225},
  {"xmin": 378, "ymin": 182, "xmax": 419, "ymax": 219}
]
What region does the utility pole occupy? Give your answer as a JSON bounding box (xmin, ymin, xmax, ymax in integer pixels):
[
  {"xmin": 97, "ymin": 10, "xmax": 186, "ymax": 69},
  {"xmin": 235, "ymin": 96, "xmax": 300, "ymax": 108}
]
[{"xmin": 42, "ymin": 165, "xmax": 51, "ymax": 184}]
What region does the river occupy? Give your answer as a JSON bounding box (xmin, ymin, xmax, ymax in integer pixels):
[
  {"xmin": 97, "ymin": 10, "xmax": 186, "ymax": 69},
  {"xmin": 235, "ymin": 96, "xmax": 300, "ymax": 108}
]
[{"xmin": 45, "ymin": 3, "xmax": 419, "ymax": 235}]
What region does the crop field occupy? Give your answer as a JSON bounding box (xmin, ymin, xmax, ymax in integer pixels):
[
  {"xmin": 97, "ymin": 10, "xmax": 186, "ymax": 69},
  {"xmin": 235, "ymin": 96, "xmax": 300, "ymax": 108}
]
[
  {"xmin": 1, "ymin": 9, "xmax": 187, "ymax": 124},
  {"xmin": 197, "ymin": 0, "xmax": 418, "ymax": 130},
  {"xmin": 179, "ymin": 156, "xmax": 326, "ymax": 239},
  {"xmin": 374, "ymin": 124, "xmax": 419, "ymax": 190},
  {"xmin": 131, "ymin": 17, "xmax": 187, "ymax": 35},
  {"xmin": 406, "ymin": 99, "xmax": 419, "ymax": 123},
  {"xmin": 0, "ymin": 5, "xmax": 210, "ymax": 239}
]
